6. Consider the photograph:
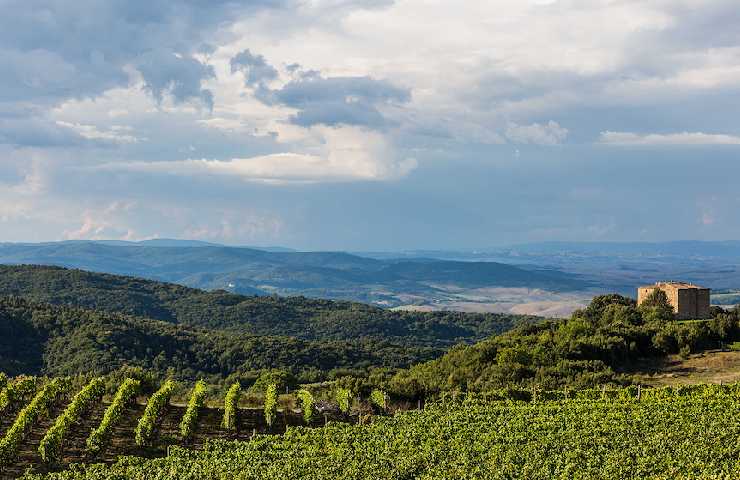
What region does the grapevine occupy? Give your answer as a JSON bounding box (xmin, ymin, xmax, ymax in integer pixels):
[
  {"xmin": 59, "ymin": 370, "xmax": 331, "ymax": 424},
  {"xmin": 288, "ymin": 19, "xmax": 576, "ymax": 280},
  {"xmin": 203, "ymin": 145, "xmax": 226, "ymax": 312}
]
[
  {"xmin": 370, "ymin": 389, "xmax": 387, "ymax": 411},
  {"xmin": 135, "ymin": 380, "xmax": 175, "ymax": 447},
  {"xmin": 20, "ymin": 384, "xmax": 740, "ymax": 480},
  {"xmin": 0, "ymin": 375, "xmax": 38, "ymax": 413},
  {"xmin": 335, "ymin": 388, "xmax": 352, "ymax": 414},
  {"xmin": 0, "ymin": 377, "xmax": 70, "ymax": 466},
  {"xmin": 39, "ymin": 377, "xmax": 106, "ymax": 463},
  {"xmin": 296, "ymin": 389, "xmax": 314, "ymax": 423},
  {"xmin": 221, "ymin": 383, "xmax": 241, "ymax": 431},
  {"xmin": 86, "ymin": 378, "xmax": 141, "ymax": 455},
  {"xmin": 263, "ymin": 384, "xmax": 277, "ymax": 427},
  {"xmin": 179, "ymin": 380, "xmax": 207, "ymax": 440}
]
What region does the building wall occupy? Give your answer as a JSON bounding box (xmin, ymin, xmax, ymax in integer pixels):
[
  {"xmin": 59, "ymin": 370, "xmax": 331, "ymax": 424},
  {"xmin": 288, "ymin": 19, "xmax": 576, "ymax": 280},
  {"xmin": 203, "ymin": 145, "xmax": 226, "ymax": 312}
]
[
  {"xmin": 636, "ymin": 284, "xmax": 711, "ymax": 320},
  {"xmin": 696, "ymin": 289, "xmax": 711, "ymax": 318},
  {"xmin": 676, "ymin": 288, "xmax": 695, "ymax": 320}
]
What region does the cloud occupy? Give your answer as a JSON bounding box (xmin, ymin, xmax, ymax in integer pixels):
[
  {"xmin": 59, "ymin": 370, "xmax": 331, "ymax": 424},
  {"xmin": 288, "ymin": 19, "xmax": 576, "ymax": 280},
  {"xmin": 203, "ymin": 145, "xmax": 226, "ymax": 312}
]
[
  {"xmin": 237, "ymin": 59, "xmax": 411, "ymax": 129},
  {"xmin": 230, "ymin": 49, "xmax": 279, "ymax": 88},
  {"xmin": 95, "ymin": 127, "xmax": 417, "ymax": 184},
  {"xmin": 5, "ymin": 0, "xmax": 740, "ymax": 247},
  {"xmin": 95, "ymin": 126, "xmax": 417, "ymax": 183},
  {"xmin": 505, "ymin": 121, "xmax": 568, "ymax": 146},
  {"xmin": 134, "ymin": 49, "xmax": 215, "ymax": 110},
  {"xmin": 0, "ymin": 117, "xmax": 87, "ymax": 147},
  {"xmin": 55, "ymin": 122, "xmax": 139, "ymax": 144},
  {"xmin": 63, "ymin": 202, "xmax": 138, "ymax": 241},
  {"xmin": 598, "ymin": 131, "xmax": 740, "ymax": 146}
]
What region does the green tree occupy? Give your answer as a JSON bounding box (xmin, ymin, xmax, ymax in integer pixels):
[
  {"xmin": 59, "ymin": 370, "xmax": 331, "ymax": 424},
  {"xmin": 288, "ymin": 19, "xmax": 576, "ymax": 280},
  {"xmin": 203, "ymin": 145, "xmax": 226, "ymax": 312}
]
[{"xmin": 639, "ymin": 289, "xmax": 675, "ymax": 322}]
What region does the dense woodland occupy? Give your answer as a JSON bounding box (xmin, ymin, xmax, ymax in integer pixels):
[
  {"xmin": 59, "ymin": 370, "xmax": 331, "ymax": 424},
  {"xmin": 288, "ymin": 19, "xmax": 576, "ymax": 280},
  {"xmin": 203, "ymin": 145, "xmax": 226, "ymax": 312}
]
[
  {"xmin": 0, "ymin": 265, "xmax": 533, "ymax": 346},
  {"xmin": 0, "ymin": 296, "xmax": 444, "ymax": 385},
  {"xmin": 0, "ymin": 266, "xmax": 533, "ymax": 386}
]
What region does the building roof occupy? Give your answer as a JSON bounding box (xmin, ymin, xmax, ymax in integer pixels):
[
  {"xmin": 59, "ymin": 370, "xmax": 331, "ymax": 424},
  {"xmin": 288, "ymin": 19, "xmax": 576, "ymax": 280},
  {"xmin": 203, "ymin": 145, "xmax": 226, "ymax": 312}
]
[{"xmin": 640, "ymin": 281, "xmax": 708, "ymax": 290}]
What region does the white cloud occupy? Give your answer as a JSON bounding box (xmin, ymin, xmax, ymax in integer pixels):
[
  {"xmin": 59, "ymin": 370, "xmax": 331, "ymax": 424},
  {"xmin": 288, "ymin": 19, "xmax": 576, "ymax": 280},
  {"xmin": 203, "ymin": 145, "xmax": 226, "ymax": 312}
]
[
  {"xmin": 505, "ymin": 121, "xmax": 568, "ymax": 146},
  {"xmin": 55, "ymin": 121, "xmax": 139, "ymax": 144},
  {"xmin": 63, "ymin": 202, "xmax": 139, "ymax": 241},
  {"xmin": 97, "ymin": 126, "xmax": 417, "ymax": 183},
  {"xmin": 598, "ymin": 131, "xmax": 740, "ymax": 146}
]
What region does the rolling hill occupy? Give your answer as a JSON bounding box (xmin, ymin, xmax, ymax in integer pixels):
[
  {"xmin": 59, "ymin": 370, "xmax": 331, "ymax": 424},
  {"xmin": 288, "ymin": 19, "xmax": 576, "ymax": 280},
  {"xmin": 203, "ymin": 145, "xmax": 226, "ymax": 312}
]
[
  {"xmin": 0, "ymin": 241, "xmax": 587, "ymax": 307},
  {"xmin": 0, "ymin": 265, "xmax": 535, "ymax": 347},
  {"xmin": 0, "ymin": 265, "xmax": 541, "ymax": 384}
]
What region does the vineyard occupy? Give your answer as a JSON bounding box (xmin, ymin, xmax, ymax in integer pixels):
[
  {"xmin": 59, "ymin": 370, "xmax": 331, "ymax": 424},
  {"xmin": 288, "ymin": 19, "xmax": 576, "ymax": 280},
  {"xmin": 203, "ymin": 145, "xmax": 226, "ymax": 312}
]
[
  {"xmin": 1, "ymin": 377, "xmax": 739, "ymax": 479},
  {"xmin": 0, "ymin": 376, "xmax": 352, "ymax": 479}
]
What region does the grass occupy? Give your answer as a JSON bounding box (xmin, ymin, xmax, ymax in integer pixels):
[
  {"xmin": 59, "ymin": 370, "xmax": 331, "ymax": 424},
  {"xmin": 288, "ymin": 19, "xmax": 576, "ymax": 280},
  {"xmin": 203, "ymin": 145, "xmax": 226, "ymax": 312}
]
[{"xmin": 632, "ymin": 349, "xmax": 740, "ymax": 387}]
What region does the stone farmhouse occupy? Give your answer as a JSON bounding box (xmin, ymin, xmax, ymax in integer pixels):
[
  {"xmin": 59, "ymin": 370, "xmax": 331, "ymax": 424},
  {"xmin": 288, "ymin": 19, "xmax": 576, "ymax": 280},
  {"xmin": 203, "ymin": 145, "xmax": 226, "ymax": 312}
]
[{"xmin": 637, "ymin": 281, "xmax": 711, "ymax": 320}]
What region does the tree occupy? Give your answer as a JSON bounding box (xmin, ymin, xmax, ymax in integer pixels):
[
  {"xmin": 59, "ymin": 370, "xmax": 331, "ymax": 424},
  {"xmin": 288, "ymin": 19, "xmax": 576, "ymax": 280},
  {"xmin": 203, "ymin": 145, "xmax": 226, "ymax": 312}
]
[{"xmin": 639, "ymin": 289, "xmax": 675, "ymax": 322}]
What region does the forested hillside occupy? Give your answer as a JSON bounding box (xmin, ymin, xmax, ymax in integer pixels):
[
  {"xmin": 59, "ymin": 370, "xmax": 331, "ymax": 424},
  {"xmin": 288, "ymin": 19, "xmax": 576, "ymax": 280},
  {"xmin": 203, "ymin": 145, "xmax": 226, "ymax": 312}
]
[
  {"xmin": 388, "ymin": 293, "xmax": 740, "ymax": 396},
  {"xmin": 0, "ymin": 296, "xmax": 442, "ymax": 383},
  {"xmin": 0, "ymin": 265, "xmax": 534, "ymax": 347}
]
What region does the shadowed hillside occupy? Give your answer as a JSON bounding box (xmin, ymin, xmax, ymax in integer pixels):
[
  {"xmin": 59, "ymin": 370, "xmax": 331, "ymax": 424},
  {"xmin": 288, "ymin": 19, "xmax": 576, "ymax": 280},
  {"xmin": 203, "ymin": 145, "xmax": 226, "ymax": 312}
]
[{"xmin": 0, "ymin": 265, "xmax": 536, "ymax": 348}]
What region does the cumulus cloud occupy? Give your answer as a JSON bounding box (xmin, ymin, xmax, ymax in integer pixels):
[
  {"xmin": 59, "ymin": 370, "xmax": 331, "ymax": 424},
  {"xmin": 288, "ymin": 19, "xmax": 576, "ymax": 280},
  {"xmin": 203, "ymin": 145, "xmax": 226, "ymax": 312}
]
[
  {"xmin": 236, "ymin": 55, "xmax": 412, "ymax": 128},
  {"xmin": 4, "ymin": 0, "xmax": 740, "ymax": 246},
  {"xmin": 505, "ymin": 121, "xmax": 569, "ymax": 146},
  {"xmin": 598, "ymin": 131, "xmax": 740, "ymax": 146},
  {"xmin": 96, "ymin": 126, "xmax": 417, "ymax": 183}
]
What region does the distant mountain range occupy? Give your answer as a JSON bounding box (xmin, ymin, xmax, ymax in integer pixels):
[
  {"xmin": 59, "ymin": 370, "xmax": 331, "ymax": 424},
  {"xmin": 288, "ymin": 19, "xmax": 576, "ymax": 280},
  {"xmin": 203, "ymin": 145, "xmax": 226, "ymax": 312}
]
[
  {"xmin": 366, "ymin": 241, "xmax": 740, "ymax": 297},
  {"xmin": 0, "ymin": 241, "xmax": 586, "ymax": 307}
]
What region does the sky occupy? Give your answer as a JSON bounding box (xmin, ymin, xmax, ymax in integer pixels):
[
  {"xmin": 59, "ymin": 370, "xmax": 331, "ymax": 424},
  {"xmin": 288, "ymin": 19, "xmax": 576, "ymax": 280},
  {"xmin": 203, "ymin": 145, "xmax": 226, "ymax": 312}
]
[{"xmin": 1, "ymin": 0, "xmax": 740, "ymax": 250}]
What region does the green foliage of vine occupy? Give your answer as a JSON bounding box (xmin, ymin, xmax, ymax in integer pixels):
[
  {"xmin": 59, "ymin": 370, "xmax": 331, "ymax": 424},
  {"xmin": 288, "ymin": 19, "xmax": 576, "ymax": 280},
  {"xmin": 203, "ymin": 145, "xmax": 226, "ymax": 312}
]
[
  {"xmin": 0, "ymin": 377, "xmax": 70, "ymax": 466},
  {"xmin": 296, "ymin": 389, "xmax": 314, "ymax": 423},
  {"xmin": 39, "ymin": 377, "xmax": 105, "ymax": 463},
  {"xmin": 221, "ymin": 383, "xmax": 241, "ymax": 431},
  {"xmin": 335, "ymin": 388, "xmax": 352, "ymax": 414},
  {"xmin": 0, "ymin": 376, "xmax": 38, "ymax": 413},
  {"xmin": 263, "ymin": 384, "xmax": 277, "ymax": 427},
  {"xmin": 20, "ymin": 384, "xmax": 740, "ymax": 480},
  {"xmin": 86, "ymin": 378, "xmax": 141, "ymax": 455},
  {"xmin": 370, "ymin": 389, "xmax": 387, "ymax": 410},
  {"xmin": 135, "ymin": 380, "xmax": 175, "ymax": 447},
  {"xmin": 179, "ymin": 380, "xmax": 207, "ymax": 440},
  {"xmin": 0, "ymin": 372, "xmax": 7, "ymax": 391}
]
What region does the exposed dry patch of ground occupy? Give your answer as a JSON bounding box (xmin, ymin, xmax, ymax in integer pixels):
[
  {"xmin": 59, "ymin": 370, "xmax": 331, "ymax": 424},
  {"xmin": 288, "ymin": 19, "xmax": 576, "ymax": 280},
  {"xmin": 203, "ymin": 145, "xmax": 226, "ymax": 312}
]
[
  {"xmin": 392, "ymin": 286, "xmax": 598, "ymax": 317},
  {"xmin": 632, "ymin": 350, "xmax": 740, "ymax": 387}
]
